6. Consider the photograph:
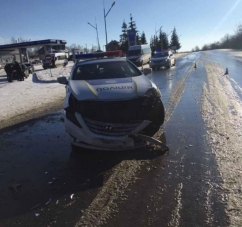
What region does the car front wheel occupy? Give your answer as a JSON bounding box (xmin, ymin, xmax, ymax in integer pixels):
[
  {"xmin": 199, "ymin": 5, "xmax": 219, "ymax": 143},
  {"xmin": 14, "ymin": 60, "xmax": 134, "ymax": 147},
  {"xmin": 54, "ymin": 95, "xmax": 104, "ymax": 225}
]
[
  {"xmin": 167, "ymin": 61, "xmax": 171, "ymax": 68},
  {"xmin": 173, "ymin": 59, "xmax": 176, "ymax": 66},
  {"xmin": 141, "ymin": 99, "xmax": 165, "ymax": 136}
]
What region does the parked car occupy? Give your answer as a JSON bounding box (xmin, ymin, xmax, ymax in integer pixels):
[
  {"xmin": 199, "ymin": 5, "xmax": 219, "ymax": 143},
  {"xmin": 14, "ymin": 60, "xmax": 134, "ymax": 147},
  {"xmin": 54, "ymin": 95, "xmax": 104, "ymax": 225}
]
[
  {"xmin": 23, "ymin": 63, "xmax": 35, "ymax": 74},
  {"xmin": 126, "ymin": 45, "xmax": 152, "ymax": 66},
  {"xmin": 149, "ymin": 50, "xmax": 176, "ymax": 70},
  {"xmin": 67, "ymin": 54, "xmax": 73, "ymax": 61},
  {"xmin": 57, "ymin": 50, "xmax": 165, "ymax": 151},
  {"xmin": 31, "ymin": 59, "xmax": 41, "ymax": 64},
  {"xmin": 7, "ymin": 63, "xmax": 29, "ymax": 82},
  {"xmin": 20, "ymin": 64, "xmax": 30, "ymax": 78}
]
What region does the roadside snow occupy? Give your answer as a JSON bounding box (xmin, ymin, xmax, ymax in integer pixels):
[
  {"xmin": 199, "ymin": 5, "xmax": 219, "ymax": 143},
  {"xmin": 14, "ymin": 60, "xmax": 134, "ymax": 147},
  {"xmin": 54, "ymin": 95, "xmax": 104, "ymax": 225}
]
[
  {"xmin": 35, "ymin": 62, "xmax": 74, "ymax": 82},
  {"xmin": 0, "ymin": 62, "xmax": 74, "ymax": 129}
]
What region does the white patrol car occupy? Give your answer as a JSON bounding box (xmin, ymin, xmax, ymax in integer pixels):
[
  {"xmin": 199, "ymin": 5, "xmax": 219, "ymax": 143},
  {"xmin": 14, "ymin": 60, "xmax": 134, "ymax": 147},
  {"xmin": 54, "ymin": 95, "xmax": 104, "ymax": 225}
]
[{"xmin": 58, "ymin": 50, "xmax": 165, "ymax": 151}]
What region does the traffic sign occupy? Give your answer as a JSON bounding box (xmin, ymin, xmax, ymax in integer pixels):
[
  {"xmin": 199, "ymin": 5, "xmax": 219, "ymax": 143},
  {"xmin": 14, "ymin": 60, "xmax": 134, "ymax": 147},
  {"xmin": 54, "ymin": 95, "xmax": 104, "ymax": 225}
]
[{"xmin": 45, "ymin": 54, "xmax": 52, "ymax": 61}]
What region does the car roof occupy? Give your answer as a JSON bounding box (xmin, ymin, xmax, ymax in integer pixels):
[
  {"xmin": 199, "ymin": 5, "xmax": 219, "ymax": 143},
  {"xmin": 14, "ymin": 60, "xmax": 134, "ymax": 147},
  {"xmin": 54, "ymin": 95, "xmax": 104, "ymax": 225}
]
[{"xmin": 76, "ymin": 57, "xmax": 126, "ymax": 66}]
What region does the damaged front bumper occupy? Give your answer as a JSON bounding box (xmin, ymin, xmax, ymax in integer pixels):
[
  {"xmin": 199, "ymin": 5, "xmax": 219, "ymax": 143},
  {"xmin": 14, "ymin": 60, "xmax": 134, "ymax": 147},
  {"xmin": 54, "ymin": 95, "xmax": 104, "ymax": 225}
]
[
  {"xmin": 65, "ymin": 93, "xmax": 165, "ymax": 150},
  {"xmin": 65, "ymin": 111, "xmax": 151, "ymax": 150}
]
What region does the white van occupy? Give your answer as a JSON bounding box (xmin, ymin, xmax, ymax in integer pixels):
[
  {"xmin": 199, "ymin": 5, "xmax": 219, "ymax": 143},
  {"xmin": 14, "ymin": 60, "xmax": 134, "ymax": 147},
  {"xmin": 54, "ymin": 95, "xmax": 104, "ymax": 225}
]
[
  {"xmin": 42, "ymin": 52, "xmax": 68, "ymax": 69},
  {"xmin": 127, "ymin": 45, "xmax": 151, "ymax": 66}
]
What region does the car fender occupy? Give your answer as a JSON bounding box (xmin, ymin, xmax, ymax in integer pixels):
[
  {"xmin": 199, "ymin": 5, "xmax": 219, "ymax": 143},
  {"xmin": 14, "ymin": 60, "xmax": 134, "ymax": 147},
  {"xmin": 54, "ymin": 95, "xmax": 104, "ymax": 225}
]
[{"xmin": 64, "ymin": 90, "xmax": 71, "ymax": 108}]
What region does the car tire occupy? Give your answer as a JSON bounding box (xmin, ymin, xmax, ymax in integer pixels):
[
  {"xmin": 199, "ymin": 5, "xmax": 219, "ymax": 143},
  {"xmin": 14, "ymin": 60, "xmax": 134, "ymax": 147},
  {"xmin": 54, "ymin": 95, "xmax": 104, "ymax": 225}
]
[
  {"xmin": 167, "ymin": 61, "xmax": 171, "ymax": 68},
  {"xmin": 173, "ymin": 59, "xmax": 176, "ymax": 66},
  {"xmin": 152, "ymin": 67, "xmax": 156, "ymax": 71},
  {"xmin": 141, "ymin": 99, "xmax": 165, "ymax": 137}
]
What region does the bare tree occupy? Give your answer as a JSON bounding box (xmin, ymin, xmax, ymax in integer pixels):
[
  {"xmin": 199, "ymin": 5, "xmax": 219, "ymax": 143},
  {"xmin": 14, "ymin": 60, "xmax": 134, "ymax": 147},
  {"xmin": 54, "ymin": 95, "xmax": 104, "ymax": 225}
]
[{"xmin": 10, "ymin": 37, "xmax": 30, "ymax": 43}]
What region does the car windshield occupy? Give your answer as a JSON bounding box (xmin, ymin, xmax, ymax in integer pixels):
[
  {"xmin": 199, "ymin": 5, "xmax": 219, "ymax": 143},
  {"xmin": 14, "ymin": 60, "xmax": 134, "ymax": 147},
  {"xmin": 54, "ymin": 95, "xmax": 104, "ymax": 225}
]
[
  {"xmin": 72, "ymin": 61, "xmax": 142, "ymax": 80},
  {"xmin": 127, "ymin": 50, "xmax": 141, "ymax": 56},
  {"xmin": 153, "ymin": 52, "xmax": 169, "ymax": 58}
]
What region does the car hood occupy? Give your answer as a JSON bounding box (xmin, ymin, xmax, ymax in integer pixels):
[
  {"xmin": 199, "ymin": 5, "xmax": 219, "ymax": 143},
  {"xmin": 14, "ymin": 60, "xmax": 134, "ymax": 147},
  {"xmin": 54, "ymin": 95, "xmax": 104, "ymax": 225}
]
[
  {"xmin": 69, "ymin": 75, "xmax": 154, "ymax": 101},
  {"xmin": 151, "ymin": 57, "xmax": 168, "ymax": 61}
]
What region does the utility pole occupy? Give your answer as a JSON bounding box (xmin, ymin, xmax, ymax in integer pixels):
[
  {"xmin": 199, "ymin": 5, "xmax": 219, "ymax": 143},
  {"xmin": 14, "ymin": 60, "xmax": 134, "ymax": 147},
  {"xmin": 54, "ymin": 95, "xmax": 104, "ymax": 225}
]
[
  {"xmin": 87, "ymin": 20, "xmax": 101, "ymax": 51},
  {"xmin": 103, "ymin": 1, "xmax": 115, "ymax": 49}
]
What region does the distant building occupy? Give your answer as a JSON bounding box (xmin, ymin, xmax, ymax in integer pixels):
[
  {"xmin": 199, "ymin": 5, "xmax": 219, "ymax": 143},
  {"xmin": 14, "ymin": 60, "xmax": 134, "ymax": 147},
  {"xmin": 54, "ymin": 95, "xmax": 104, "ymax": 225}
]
[
  {"xmin": 105, "ymin": 40, "xmax": 121, "ymax": 51},
  {"xmin": 38, "ymin": 45, "xmax": 68, "ymax": 60}
]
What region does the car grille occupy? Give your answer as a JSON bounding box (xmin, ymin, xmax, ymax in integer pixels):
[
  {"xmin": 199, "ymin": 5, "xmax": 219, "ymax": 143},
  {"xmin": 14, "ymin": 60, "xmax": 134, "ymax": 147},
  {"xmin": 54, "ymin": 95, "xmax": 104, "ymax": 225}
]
[
  {"xmin": 153, "ymin": 60, "xmax": 165, "ymax": 63},
  {"xmin": 84, "ymin": 117, "xmax": 141, "ymax": 136},
  {"xmin": 70, "ymin": 97, "xmax": 152, "ymax": 123},
  {"xmin": 66, "ymin": 94, "xmax": 164, "ymax": 137}
]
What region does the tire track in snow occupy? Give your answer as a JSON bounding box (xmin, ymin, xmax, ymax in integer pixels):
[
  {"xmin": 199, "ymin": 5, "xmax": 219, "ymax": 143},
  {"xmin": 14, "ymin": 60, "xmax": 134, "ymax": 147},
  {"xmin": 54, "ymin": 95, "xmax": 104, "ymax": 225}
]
[{"xmin": 202, "ymin": 62, "xmax": 242, "ymax": 226}]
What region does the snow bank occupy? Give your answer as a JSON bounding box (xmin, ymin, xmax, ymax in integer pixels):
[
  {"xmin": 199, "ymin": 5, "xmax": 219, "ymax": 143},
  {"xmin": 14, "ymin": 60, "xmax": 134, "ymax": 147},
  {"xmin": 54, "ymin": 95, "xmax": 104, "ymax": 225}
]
[
  {"xmin": 0, "ymin": 62, "xmax": 74, "ymax": 129},
  {"xmin": 35, "ymin": 62, "xmax": 74, "ymax": 82}
]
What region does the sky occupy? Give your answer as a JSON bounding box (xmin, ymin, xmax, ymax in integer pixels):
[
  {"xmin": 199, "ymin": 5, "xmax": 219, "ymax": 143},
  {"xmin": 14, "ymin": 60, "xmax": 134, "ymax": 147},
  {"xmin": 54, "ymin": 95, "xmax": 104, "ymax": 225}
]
[{"xmin": 0, "ymin": 0, "xmax": 242, "ymax": 52}]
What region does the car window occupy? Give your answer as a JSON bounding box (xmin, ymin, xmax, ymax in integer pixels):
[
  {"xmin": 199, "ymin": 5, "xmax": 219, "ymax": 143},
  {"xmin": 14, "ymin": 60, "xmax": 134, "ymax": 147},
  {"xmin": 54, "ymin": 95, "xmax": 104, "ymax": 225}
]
[
  {"xmin": 127, "ymin": 50, "xmax": 141, "ymax": 56},
  {"xmin": 72, "ymin": 61, "xmax": 142, "ymax": 80},
  {"xmin": 153, "ymin": 52, "xmax": 169, "ymax": 58}
]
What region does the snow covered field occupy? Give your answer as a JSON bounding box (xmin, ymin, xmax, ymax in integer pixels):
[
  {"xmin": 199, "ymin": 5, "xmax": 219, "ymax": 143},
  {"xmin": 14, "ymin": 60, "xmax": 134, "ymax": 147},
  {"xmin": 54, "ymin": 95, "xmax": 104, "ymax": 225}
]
[{"xmin": 0, "ymin": 62, "xmax": 74, "ymax": 129}]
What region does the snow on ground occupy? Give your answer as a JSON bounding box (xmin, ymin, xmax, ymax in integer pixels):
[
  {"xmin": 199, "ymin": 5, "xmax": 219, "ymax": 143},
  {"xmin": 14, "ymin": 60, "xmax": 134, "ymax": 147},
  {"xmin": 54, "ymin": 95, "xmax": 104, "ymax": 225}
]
[
  {"xmin": 0, "ymin": 62, "xmax": 74, "ymax": 129},
  {"xmin": 202, "ymin": 61, "xmax": 242, "ymax": 226},
  {"xmin": 216, "ymin": 49, "xmax": 242, "ymax": 61},
  {"xmin": 35, "ymin": 62, "xmax": 74, "ymax": 82}
]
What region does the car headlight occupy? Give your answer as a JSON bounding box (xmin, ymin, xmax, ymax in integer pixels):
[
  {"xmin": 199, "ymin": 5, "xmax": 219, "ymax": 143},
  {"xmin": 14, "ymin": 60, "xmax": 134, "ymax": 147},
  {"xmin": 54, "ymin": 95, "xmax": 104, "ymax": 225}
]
[{"xmin": 144, "ymin": 88, "xmax": 161, "ymax": 98}]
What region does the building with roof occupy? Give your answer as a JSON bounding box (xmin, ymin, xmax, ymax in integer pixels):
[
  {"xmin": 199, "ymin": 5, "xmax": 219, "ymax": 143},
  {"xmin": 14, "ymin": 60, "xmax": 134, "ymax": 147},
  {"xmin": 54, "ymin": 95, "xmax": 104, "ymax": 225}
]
[{"xmin": 0, "ymin": 39, "xmax": 67, "ymax": 63}]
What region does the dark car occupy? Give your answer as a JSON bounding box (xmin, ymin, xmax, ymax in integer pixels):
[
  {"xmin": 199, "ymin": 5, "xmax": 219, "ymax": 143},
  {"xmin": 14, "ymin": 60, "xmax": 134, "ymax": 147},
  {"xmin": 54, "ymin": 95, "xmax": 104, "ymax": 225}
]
[
  {"xmin": 31, "ymin": 60, "xmax": 37, "ymax": 64},
  {"xmin": 31, "ymin": 59, "xmax": 41, "ymax": 64},
  {"xmin": 11, "ymin": 64, "xmax": 30, "ymax": 80},
  {"xmin": 21, "ymin": 64, "xmax": 30, "ymax": 78},
  {"xmin": 23, "ymin": 63, "xmax": 35, "ymax": 74}
]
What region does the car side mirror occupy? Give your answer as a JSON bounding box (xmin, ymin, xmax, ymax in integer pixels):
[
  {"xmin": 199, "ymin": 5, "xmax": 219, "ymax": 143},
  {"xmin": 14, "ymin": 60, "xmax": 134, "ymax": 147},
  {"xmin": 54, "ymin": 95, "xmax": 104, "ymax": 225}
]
[
  {"xmin": 57, "ymin": 76, "xmax": 68, "ymax": 85},
  {"xmin": 142, "ymin": 68, "xmax": 152, "ymax": 76}
]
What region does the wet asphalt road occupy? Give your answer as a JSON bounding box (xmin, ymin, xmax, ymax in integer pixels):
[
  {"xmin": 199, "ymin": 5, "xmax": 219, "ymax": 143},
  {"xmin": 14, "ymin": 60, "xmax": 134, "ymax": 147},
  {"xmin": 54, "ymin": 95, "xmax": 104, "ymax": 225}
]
[{"xmin": 0, "ymin": 50, "xmax": 241, "ymax": 226}]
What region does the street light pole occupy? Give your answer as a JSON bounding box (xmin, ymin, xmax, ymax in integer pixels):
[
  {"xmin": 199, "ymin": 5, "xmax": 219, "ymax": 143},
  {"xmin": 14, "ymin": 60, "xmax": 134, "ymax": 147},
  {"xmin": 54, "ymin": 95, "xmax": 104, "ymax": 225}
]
[
  {"xmin": 87, "ymin": 21, "xmax": 101, "ymax": 51},
  {"xmin": 103, "ymin": 1, "xmax": 115, "ymax": 49}
]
